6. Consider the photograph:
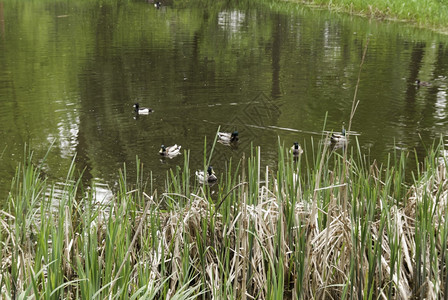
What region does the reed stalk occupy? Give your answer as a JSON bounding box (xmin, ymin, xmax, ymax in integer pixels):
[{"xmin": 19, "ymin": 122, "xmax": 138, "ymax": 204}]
[{"xmin": 1, "ymin": 137, "xmax": 448, "ymax": 299}]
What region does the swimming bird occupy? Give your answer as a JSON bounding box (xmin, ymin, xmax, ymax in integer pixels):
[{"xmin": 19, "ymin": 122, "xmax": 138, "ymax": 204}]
[
  {"xmin": 159, "ymin": 144, "xmax": 181, "ymax": 158},
  {"xmin": 291, "ymin": 142, "xmax": 303, "ymax": 156},
  {"xmin": 134, "ymin": 103, "xmax": 153, "ymax": 115},
  {"xmin": 196, "ymin": 166, "xmax": 218, "ymax": 183},
  {"xmin": 331, "ymin": 127, "xmax": 347, "ymax": 143},
  {"xmin": 415, "ymin": 79, "xmax": 431, "ymax": 87},
  {"xmin": 218, "ymin": 131, "xmax": 239, "ymax": 143}
]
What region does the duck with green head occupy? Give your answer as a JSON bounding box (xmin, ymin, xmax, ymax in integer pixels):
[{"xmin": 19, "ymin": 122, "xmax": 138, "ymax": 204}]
[
  {"xmin": 291, "ymin": 142, "xmax": 303, "ymax": 156},
  {"xmin": 159, "ymin": 144, "xmax": 181, "ymax": 158},
  {"xmin": 218, "ymin": 131, "xmax": 239, "ymax": 143},
  {"xmin": 196, "ymin": 166, "xmax": 218, "ymax": 183},
  {"xmin": 331, "ymin": 125, "xmax": 347, "ymax": 143}
]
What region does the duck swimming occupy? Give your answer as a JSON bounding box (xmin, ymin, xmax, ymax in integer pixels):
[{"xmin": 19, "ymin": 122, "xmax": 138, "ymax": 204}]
[
  {"xmin": 218, "ymin": 131, "xmax": 239, "ymax": 143},
  {"xmin": 159, "ymin": 144, "xmax": 181, "ymax": 158},
  {"xmin": 415, "ymin": 79, "xmax": 431, "ymax": 87},
  {"xmin": 331, "ymin": 127, "xmax": 347, "ymax": 143},
  {"xmin": 134, "ymin": 103, "xmax": 153, "ymax": 115},
  {"xmin": 196, "ymin": 166, "xmax": 218, "ymax": 183},
  {"xmin": 291, "ymin": 142, "xmax": 303, "ymax": 156}
]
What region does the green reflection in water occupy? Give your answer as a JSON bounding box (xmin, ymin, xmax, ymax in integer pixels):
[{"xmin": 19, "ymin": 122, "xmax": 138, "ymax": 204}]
[{"xmin": 1, "ymin": 0, "xmax": 448, "ymax": 201}]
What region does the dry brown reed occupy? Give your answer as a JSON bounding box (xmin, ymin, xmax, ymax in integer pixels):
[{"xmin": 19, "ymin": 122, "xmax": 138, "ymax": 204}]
[{"xmin": 2, "ymin": 141, "xmax": 448, "ymax": 299}]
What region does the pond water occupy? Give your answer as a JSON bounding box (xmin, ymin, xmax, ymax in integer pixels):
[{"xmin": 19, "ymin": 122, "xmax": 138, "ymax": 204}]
[{"xmin": 1, "ymin": 0, "xmax": 448, "ymax": 200}]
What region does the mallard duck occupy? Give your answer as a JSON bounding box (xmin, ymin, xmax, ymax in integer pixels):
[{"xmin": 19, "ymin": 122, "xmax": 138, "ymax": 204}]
[
  {"xmin": 291, "ymin": 142, "xmax": 303, "ymax": 156},
  {"xmin": 415, "ymin": 79, "xmax": 431, "ymax": 87},
  {"xmin": 331, "ymin": 127, "xmax": 347, "ymax": 143},
  {"xmin": 218, "ymin": 131, "xmax": 239, "ymax": 143},
  {"xmin": 134, "ymin": 103, "xmax": 153, "ymax": 115},
  {"xmin": 159, "ymin": 144, "xmax": 181, "ymax": 158},
  {"xmin": 196, "ymin": 166, "xmax": 218, "ymax": 183}
]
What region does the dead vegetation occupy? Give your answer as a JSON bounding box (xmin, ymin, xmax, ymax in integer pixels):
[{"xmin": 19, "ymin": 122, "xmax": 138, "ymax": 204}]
[{"xmin": 1, "ymin": 141, "xmax": 448, "ymax": 299}]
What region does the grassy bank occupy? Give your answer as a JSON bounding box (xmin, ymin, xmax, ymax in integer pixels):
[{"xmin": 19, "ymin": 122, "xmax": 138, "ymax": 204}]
[
  {"xmin": 285, "ymin": 0, "xmax": 448, "ymax": 33},
  {"xmin": 1, "ymin": 136, "xmax": 448, "ymax": 299}
]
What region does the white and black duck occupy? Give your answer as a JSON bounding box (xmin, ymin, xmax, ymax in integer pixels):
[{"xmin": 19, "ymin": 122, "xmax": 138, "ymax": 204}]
[
  {"xmin": 195, "ymin": 166, "xmax": 218, "ymax": 183},
  {"xmin": 331, "ymin": 127, "xmax": 347, "ymax": 143},
  {"xmin": 291, "ymin": 142, "xmax": 303, "ymax": 156},
  {"xmin": 159, "ymin": 144, "xmax": 181, "ymax": 158},
  {"xmin": 134, "ymin": 103, "xmax": 153, "ymax": 115},
  {"xmin": 218, "ymin": 131, "xmax": 239, "ymax": 143},
  {"xmin": 415, "ymin": 79, "xmax": 431, "ymax": 87}
]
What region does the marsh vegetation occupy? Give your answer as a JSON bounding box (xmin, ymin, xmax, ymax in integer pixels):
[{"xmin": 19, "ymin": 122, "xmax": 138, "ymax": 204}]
[
  {"xmin": 2, "ymin": 134, "xmax": 448, "ymax": 299},
  {"xmin": 289, "ymin": 0, "xmax": 448, "ymax": 32},
  {"xmin": 1, "ymin": 0, "xmax": 448, "ymax": 298}
]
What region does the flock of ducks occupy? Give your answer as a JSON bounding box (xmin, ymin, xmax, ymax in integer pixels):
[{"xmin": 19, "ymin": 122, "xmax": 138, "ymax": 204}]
[
  {"xmin": 134, "ymin": 76, "xmax": 432, "ymax": 184},
  {"xmin": 290, "ymin": 126, "xmax": 347, "ymax": 159},
  {"xmin": 134, "ymin": 102, "xmax": 348, "ymax": 184},
  {"xmin": 134, "ymin": 103, "xmax": 239, "ymax": 183}
]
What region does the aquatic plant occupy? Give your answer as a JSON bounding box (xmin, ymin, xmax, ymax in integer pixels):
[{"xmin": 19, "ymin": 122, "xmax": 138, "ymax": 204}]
[
  {"xmin": 1, "ymin": 136, "xmax": 448, "ymax": 298},
  {"xmin": 286, "ymin": 0, "xmax": 448, "ymax": 32}
]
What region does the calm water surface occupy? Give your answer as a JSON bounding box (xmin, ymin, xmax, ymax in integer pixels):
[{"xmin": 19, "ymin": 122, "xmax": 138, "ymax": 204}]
[{"xmin": 1, "ymin": 0, "xmax": 448, "ymax": 200}]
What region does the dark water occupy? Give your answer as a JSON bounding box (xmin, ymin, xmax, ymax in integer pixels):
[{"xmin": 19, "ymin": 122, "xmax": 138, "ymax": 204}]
[{"xmin": 1, "ymin": 0, "xmax": 448, "ymax": 199}]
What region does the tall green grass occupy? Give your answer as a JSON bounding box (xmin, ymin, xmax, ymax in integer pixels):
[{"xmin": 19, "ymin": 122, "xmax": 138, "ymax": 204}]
[
  {"xmin": 1, "ymin": 136, "xmax": 448, "ymax": 299},
  {"xmin": 285, "ymin": 0, "xmax": 448, "ymax": 32}
]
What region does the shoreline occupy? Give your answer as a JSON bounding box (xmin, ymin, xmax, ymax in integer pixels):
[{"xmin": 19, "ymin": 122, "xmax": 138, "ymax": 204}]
[{"xmin": 284, "ymin": 0, "xmax": 448, "ymax": 34}]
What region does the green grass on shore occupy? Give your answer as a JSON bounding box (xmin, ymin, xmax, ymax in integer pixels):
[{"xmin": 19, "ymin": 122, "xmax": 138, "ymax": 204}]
[
  {"xmin": 286, "ymin": 0, "xmax": 448, "ymax": 33},
  {"xmin": 1, "ymin": 135, "xmax": 448, "ymax": 299}
]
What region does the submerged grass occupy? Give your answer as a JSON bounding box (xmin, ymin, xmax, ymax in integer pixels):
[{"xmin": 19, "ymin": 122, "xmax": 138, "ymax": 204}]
[{"xmin": 1, "ymin": 136, "xmax": 448, "ymax": 299}]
